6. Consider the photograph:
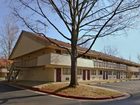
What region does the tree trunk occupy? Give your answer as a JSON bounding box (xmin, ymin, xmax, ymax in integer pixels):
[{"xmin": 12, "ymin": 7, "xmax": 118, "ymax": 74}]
[
  {"xmin": 69, "ymin": 18, "xmax": 79, "ymax": 87},
  {"xmin": 69, "ymin": 49, "xmax": 78, "ymax": 87},
  {"xmin": 69, "ymin": 38, "xmax": 79, "ymax": 87}
]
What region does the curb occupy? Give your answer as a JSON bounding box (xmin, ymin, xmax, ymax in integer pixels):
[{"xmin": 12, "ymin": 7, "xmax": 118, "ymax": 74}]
[{"xmin": 6, "ymin": 83, "xmax": 128, "ymax": 100}]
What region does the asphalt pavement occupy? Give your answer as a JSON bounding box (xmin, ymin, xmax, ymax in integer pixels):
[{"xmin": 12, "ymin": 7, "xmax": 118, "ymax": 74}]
[
  {"xmin": 0, "ymin": 80, "xmax": 140, "ymax": 105},
  {"xmin": 93, "ymin": 80, "xmax": 140, "ymax": 94}
]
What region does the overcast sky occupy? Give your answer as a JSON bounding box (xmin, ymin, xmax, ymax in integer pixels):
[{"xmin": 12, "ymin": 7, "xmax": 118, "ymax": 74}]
[{"xmin": 0, "ymin": 1, "xmax": 140, "ymax": 63}]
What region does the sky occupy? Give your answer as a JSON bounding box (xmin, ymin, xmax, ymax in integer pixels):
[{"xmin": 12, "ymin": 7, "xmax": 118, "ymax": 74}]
[{"xmin": 0, "ymin": 1, "xmax": 140, "ymax": 63}]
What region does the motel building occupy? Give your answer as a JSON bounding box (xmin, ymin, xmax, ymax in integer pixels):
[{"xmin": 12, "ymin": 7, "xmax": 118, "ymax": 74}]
[{"xmin": 8, "ymin": 31, "xmax": 140, "ymax": 82}]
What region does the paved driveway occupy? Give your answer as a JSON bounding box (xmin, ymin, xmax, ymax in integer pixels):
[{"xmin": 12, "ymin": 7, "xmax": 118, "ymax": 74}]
[
  {"xmin": 1, "ymin": 81, "xmax": 140, "ymax": 105},
  {"xmin": 92, "ymin": 80, "xmax": 140, "ymax": 94},
  {"xmin": 0, "ymin": 83, "xmax": 79, "ymax": 105}
]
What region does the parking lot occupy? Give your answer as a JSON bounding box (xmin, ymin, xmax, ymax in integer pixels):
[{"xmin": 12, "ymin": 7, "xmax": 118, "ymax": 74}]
[
  {"xmin": 93, "ymin": 80, "xmax": 140, "ymax": 94},
  {"xmin": 1, "ymin": 80, "xmax": 140, "ymax": 105}
]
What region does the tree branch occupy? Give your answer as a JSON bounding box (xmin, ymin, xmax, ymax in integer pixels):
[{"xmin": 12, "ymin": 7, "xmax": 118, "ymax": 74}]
[
  {"xmin": 80, "ymin": 0, "xmax": 98, "ymax": 23},
  {"xmin": 77, "ymin": 0, "xmax": 124, "ymax": 58},
  {"xmin": 48, "ymin": 0, "xmax": 72, "ymax": 33},
  {"xmin": 14, "ymin": 9, "xmax": 71, "ymax": 55},
  {"xmin": 18, "ymin": 0, "xmax": 71, "ymax": 41}
]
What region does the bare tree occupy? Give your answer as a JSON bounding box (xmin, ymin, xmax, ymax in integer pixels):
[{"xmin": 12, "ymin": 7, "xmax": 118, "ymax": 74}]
[
  {"xmin": 103, "ymin": 45, "xmax": 119, "ymax": 56},
  {"xmin": 137, "ymin": 54, "xmax": 140, "ymax": 62},
  {"xmin": 0, "ymin": 15, "xmax": 19, "ymax": 59},
  {"xmin": 11, "ymin": 0, "xmax": 140, "ymax": 87},
  {"xmin": 78, "ymin": 37, "xmax": 91, "ymax": 48}
]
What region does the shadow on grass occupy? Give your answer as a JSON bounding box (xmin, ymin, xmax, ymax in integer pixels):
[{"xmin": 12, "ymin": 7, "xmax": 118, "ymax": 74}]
[{"xmin": 54, "ymin": 86, "xmax": 71, "ymax": 93}]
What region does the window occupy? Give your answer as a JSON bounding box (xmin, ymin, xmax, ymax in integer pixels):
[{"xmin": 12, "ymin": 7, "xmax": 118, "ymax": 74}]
[
  {"xmin": 91, "ymin": 70, "xmax": 96, "ymax": 75},
  {"xmin": 134, "ymin": 72, "xmax": 138, "ymax": 76},
  {"xmin": 63, "ymin": 68, "xmax": 70, "ymax": 75},
  {"xmin": 99, "ymin": 70, "xmax": 102, "ymax": 75},
  {"xmin": 65, "ymin": 77, "xmax": 69, "ymax": 81},
  {"xmin": 63, "ymin": 50, "xmax": 69, "ymax": 55},
  {"xmin": 123, "ymin": 72, "xmax": 126, "ymax": 75},
  {"xmin": 87, "ymin": 56, "xmax": 90, "ymax": 59},
  {"xmin": 102, "ymin": 62, "xmax": 105, "ymax": 68},
  {"xmin": 55, "ymin": 49, "xmax": 61, "ymax": 54},
  {"xmin": 95, "ymin": 61, "xmax": 99, "ymax": 67},
  {"xmin": 120, "ymin": 72, "xmax": 123, "ymax": 75},
  {"xmin": 113, "ymin": 71, "xmax": 117, "ymax": 75},
  {"xmin": 99, "ymin": 62, "xmax": 102, "ymax": 67},
  {"xmin": 106, "ymin": 62, "xmax": 109, "ymax": 68},
  {"xmin": 109, "ymin": 62, "xmax": 112, "ymax": 68},
  {"xmin": 108, "ymin": 71, "xmax": 112, "ymax": 75},
  {"xmin": 94, "ymin": 61, "xmax": 97, "ymax": 67},
  {"xmin": 77, "ymin": 69, "xmax": 82, "ymax": 75},
  {"xmin": 82, "ymin": 55, "xmax": 86, "ymax": 58}
]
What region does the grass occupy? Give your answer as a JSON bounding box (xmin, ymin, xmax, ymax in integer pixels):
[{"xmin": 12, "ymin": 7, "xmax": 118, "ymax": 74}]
[{"xmin": 38, "ymin": 83, "xmax": 123, "ymax": 98}]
